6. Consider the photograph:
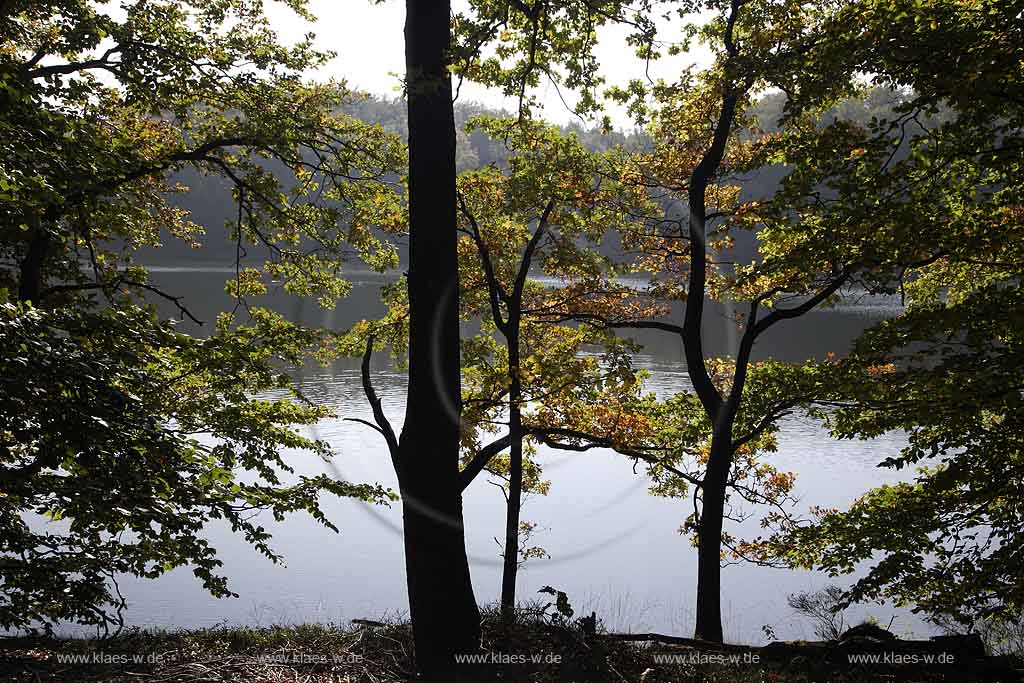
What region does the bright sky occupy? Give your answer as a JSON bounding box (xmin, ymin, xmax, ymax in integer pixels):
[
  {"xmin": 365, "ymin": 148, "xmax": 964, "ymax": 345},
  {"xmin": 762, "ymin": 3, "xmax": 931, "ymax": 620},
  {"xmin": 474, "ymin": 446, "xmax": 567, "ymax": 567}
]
[{"xmin": 265, "ymin": 1, "xmax": 712, "ymax": 128}]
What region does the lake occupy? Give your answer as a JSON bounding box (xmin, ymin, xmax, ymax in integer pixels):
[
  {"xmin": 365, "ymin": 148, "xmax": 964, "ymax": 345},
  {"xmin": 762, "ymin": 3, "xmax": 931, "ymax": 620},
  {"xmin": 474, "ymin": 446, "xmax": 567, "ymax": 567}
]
[{"xmin": 101, "ymin": 267, "xmax": 927, "ymax": 642}]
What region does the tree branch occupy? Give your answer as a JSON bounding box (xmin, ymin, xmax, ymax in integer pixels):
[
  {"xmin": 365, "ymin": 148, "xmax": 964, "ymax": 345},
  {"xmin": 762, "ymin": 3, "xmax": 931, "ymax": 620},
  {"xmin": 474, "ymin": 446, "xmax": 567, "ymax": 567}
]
[
  {"xmin": 353, "ymin": 335, "xmax": 399, "ymax": 469},
  {"xmin": 39, "ymin": 276, "xmax": 204, "ymax": 325},
  {"xmin": 26, "ymin": 46, "xmax": 122, "ymax": 79},
  {"xmin": 753, "ymin": 269, "xmax": 852, "ymax": 336},
  {"xmin": 457, "ymin": 433, "xmax": 513, "ymax": 492},
  {"xmin": 529, "ymin": 426, "xmax": 701, "ymax": 487},
  {"xmin": 457, "ymin": 191, "xmax": 509, "ymax": 332},
  {"xmin": 681, "ymin": 1, "xmax": 745, "ymax": 422},
  {"xmin": 571, "ymin": 313, "xmax": 685, "ymax": 336},
  {"xmin": 510, "ymin": 200, "xmax": 555, "ymax": 305},
  {"xmin": 731, "ymin": 404, "xmax": 797, "ymax": 451}
]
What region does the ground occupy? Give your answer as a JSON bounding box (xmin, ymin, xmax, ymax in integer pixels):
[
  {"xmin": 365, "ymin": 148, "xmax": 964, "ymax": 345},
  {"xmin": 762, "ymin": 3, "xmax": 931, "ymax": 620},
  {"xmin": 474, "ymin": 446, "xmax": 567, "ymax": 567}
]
[{"xmin": 1, "ymin": 608, "xmax": 1020, "ymax": 682}]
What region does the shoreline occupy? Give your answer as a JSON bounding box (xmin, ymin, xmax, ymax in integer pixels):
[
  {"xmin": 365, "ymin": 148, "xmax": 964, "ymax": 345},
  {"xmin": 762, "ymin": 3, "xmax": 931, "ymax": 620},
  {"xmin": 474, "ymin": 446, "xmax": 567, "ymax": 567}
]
[{"xmin": 2, "ymin": 610, "xmax": 1017, "ymax": 683}]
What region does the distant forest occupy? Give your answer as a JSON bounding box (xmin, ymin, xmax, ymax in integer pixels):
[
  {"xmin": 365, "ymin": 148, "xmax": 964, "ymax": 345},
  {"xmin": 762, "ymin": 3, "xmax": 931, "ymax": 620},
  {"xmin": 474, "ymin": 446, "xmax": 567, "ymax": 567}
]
[{"xmin": 144, "ymin": 87, "xmax": 913, "ymax": 270}]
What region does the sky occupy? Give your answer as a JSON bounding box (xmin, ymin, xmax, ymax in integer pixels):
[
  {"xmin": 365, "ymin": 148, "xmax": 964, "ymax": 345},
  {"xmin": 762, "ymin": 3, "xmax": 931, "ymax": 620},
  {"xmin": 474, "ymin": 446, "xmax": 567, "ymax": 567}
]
[{"xmin": 265, "ymin": 1, "xmax": 712, "ymax": 128}]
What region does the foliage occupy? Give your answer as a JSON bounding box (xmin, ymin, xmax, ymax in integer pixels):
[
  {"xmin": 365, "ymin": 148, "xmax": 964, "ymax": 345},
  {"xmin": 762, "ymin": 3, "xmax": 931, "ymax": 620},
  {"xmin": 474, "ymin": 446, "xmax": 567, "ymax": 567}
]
[
  {"xmin": 0, "ymin": 0, "xmax": 404, "ymax": 632},
  {"xmin": 566, "ymin": 0, "xmax": 866, "ymax": 581},
  {"xmin": 735, "ymin": 0, "xmax": 1024, "ymax": 627},
  {"xmin": 336, "ymin": 116, "xmax": 658, "ymax": 589},
  {"xmin": 454, "ymin": 116, "xmax": 659, "ymax": 610},
  {"xmin": 497, "ymin": 0, "xmax": 1024, "ymax": 639},
  {"xmin": 4, "ymin": 0, "xmax": 1022, "ymax": 645},
  {"xmin": 0, "ymin": 1, "xmax": 406, "ymax": 302},
  {"xmin": 764, "ymin": 284, "xmax": 1024, "ymax": 624},
  {"xmin": 538, "ymin": 586, "xmax": 575, "ymax": 622},
  {"xmin": 454, "ymin": 116, "xmax": 655, "ymax": 485},
  {"xmin": 451, "ymin": 0, "xmax": 663, "ymax": 122},
  {"xmin": 0, "ymin": 303, "xmax": 393, "ymax": 633}
]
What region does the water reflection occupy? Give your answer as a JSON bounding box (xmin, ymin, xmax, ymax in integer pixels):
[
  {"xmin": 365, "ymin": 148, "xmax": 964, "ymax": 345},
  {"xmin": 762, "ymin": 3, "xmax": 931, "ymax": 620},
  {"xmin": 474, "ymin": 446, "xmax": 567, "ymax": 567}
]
[{"xmin": 109, "ymin": 268, "xmax": 927, "ymax": 642}]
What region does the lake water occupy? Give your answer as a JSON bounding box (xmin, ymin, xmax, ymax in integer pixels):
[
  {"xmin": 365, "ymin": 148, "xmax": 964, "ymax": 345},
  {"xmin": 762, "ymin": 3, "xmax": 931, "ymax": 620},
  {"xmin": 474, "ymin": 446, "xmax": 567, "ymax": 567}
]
[{"xmin": 101, "ymin": 268, "xmax": 928, "ymax": 642}]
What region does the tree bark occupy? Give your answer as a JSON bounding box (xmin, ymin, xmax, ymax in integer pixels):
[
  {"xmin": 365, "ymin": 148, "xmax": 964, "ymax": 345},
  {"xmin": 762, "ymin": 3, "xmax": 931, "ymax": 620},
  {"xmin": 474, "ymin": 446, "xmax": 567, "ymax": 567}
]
[
  {"xmin": 401, "ymin": 1, "xmax": 481, "ymax": 678},
  {"xmin": 682, "ymin": 6, "xmax": 740, "ymax": 633},
  {"xmin": 693, "ymin": 433, "xmax": 732, "ymax": 642},
  {"xmin": 496, "ymin": 218, "xmax": 545, "ymax": 623},
  {"xmin": 18, "ymin": 224, "xmax": 49, "ymax": 303},
  {"xmin": 500, "ymin": 326, "xmax": 523, "ymax": 622}
]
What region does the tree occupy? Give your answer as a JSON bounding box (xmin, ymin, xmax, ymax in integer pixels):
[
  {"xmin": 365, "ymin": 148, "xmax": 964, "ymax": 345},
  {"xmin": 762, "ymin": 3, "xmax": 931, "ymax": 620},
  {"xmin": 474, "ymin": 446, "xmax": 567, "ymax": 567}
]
[
  {"xmin": 451, "ymin": 0, "xmax": 660, "ymax": 125},
  {"xmin": 0, "ymin": 305, "xmax": 394, "ymax": 633},
  {"xmin": 741, "ymin": 0, "xmax": 1024, "ymax": 631},
  {"xmin": 1, "ymin": 0, "xmax": 403, "ymax": 633},
  {"xmin": 544, "ymin": 0, "xmax": 1023, "ymax": 642},
  {"xmin": 394, "ymin": 0, "xmax": 482, "ymax": 676},
  {"xmin": 338, "ymin": 113, "xmax": 657, "ymax": 631},
  {"xmin": 453, "ymin": 115, "xmax": 655, "ymax": 620},
  {"xmin": 551, "ymin": 0, "xmax": 843, "ymax": 642},
  {"xmin": 442, "ymin": 0, "xmax": 854, "ymax": 642},
  {"xmin": 351, "ymin": 2, "xmax": 655, "ymax": 672},
  {"xmin": 786, "ymin": 585, "xmax": 848, "ymax": 641}
]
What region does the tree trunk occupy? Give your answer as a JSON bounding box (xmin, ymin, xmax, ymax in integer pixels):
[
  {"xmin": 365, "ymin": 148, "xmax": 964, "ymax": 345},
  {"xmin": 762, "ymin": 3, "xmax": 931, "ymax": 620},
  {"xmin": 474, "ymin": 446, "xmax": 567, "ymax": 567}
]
[
  {"xmin": 18, "ymin": 224, "xmax": 49, "ymax": 303},
  {"xmin": 500, "ymin": 328, "xmax": 523, "ymax": 622},
  {"xmin": 401, "ymin": 1, "xmax": 481, "ymax": 678},
  {"xmin": 693, "ymin": 433, "xmax": 732, "ymax": 643}
]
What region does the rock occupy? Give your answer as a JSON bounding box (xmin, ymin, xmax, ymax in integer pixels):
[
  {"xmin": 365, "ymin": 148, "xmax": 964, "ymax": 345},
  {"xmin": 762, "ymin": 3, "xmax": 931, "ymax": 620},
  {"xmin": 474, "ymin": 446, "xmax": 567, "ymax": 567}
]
[
  {"xmin": 838, "ymin": 622, "xmax": 897, "ymax": 643},
  {"xmin": 929, "ymin": 633, "xmax": 986, "ymax": 659}
]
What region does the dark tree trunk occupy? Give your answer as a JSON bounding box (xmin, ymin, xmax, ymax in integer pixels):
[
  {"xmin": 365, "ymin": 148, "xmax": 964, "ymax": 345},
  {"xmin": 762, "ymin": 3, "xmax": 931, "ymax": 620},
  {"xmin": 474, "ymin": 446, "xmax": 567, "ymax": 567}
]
[
  {"xmin": 693, "ymin": 428, "xmax": 735, "ymax": 643},
  {"xmin": 401, "ymin": 1, "xmax": 481, "ymax": 678},
  {"xmin": 495, "ymin": 217, "xmax": 548, "ymax": 623},
  {"xmin": 682, "ymin": 54, "xmax": 739, "ymax": 641},
  {"xmin": 18, "ymin": 226, "xmax": 49, "ymax": 303},
  {"xmin": 500, "ymin": 326, "xmax": 523, "ymax": 622}
]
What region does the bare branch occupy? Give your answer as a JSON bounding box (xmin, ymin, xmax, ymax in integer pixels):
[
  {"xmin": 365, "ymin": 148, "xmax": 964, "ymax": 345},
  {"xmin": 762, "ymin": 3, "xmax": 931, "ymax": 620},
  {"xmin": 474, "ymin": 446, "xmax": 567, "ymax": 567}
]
[
  {"xmin": 529, "ymin": 426, "xmax": 702, "ymax": 487},
  {"xmin": 458, "ymin": 191, "xmax": 509, "ymax": 332},
  {"xmin": 457, "ymin": 434, "xmax": 514, "ymax": 492},
  {"xmin": 510, "ymin": 200, "xmax": 555, "ymax": 305},
  {"xmin": 753, "ymin": 269, "xmax": 852, "ymax": 336},
  {"xmin": 356, "ymin": 335, "xmax": 399, "ymax": 469},
  {"xmin": 40, "ymin": 277, "xmax": 204, "ymax": 325}
]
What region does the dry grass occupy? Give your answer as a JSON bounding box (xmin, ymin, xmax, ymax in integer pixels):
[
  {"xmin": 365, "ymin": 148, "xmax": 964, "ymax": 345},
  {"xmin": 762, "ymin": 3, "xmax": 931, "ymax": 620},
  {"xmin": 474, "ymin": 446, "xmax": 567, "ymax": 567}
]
[{"xmin": 0, "ymin": 605, "xmax": 1012, "ymax": 682}]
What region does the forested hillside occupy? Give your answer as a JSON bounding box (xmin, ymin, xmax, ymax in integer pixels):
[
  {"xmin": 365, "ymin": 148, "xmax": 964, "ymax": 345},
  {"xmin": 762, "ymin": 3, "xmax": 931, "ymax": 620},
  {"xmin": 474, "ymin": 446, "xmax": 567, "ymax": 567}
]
[{"xmin": 145, "ymin": 88, "xmax": 912, "ymax": 270}]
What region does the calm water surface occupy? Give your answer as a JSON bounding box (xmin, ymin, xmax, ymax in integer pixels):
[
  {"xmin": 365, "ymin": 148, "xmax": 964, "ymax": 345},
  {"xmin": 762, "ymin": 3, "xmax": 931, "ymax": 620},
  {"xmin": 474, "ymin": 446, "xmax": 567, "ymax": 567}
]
[{"xmin": 100, "ymin": 268, "xmax": 927, "ymax": 642}]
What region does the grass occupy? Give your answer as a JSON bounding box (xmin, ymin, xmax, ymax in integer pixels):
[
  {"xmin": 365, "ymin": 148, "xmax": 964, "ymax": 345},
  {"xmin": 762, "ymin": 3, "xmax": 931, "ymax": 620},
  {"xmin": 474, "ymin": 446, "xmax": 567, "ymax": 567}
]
[{"xmin": 1, "ymin": 604, "xmax": 1018, "ymax": 682}]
